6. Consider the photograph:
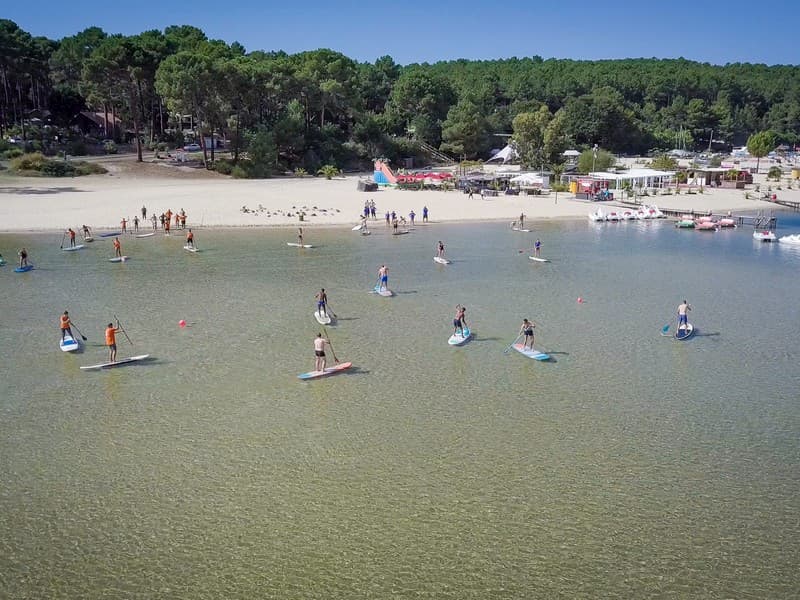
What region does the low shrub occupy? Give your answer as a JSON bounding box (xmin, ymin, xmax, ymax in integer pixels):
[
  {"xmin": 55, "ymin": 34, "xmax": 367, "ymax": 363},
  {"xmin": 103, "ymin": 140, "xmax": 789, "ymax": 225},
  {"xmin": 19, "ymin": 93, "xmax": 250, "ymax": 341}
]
[
  {"xmin": 67, "ymin": 141, "xmax": 88, "ymax": 156},
  {"xmin": 2, "ymin": 147, "xmax": 23, "ymax": 159},
  {"xmin": 213, "ymin": 158, "xmax": 235, "ymax": 175},
  {"xmin": 231, "ymin": 165, "xmax": 249, "ymax": 179},
  {"xmin": 73, "ymin": 161, "xmax": 107, "ymax": 175},
  {"xmin": 40, "ymin": 161, "xmax": 75, "ymax": 176},
  {"xmin": 104, "ymin": 141, "xmax": 118, "ymax": 154},
  {"xmin": 11, "ymin": 152, "xmax": 46, "ymax": 171}
]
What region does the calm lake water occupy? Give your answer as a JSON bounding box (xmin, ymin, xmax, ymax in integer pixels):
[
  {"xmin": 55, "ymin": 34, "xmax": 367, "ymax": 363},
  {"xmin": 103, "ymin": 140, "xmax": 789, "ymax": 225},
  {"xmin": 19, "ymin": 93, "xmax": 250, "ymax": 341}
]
[{"xmin": 1, "ymin": 214, "xmax": 799, "ymax": 598}]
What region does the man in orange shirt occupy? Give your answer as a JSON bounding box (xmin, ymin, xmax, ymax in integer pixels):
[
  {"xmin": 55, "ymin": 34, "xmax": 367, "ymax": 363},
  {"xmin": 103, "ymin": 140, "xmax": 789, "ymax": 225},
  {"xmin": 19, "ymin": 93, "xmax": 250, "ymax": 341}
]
[
  {"xmin": 113, "ymin": 237, "xmax": 122, "ymax": 257},
  {"xmin": 60, "ymin": 310, "xmax": 73, "ymax": 341},
  {"xmin": 105, "ymin": 322, "xmax": 120, "ymax": 362},
  {"xmin": 67, "ymin": 228, "xmax": 76, "ymax": 248}
]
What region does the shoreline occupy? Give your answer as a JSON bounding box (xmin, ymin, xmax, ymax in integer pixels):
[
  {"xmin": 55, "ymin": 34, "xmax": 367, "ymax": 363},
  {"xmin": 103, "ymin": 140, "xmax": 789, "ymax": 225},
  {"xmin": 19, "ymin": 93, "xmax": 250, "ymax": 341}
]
[{"xmin": 0, "ymin": 167, "xmax": 795, "ymax": 234}]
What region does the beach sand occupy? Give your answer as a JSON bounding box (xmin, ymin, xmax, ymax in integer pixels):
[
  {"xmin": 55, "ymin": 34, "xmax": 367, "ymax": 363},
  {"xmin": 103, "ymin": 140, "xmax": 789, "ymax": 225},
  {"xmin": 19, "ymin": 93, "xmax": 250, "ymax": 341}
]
[{"xmin": 0, "ymin": 158, "xmax": 796, "ymax": 232}]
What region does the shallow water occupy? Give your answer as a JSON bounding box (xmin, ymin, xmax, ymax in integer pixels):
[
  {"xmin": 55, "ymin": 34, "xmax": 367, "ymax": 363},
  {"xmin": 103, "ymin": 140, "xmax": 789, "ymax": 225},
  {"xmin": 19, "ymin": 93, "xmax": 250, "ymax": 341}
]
[{"xmin": 1, "ymin": 215, "xmax": 799, "ymax": 598}]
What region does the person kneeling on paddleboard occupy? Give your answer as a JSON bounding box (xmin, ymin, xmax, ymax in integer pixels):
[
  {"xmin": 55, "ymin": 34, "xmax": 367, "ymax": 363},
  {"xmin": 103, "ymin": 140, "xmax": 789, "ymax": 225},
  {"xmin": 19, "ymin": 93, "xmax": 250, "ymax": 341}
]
[
  {"xmin": 314, "ymin": 333, "xmax": 330, "ymax": 372},
  {"xmin": 519, "ymin": 318, "xmax": 535, "ymax": 349}
]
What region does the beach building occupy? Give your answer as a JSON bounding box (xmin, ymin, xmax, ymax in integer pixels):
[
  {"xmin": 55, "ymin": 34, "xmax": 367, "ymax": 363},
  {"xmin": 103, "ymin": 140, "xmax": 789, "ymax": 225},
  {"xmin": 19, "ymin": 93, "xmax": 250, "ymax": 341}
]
[{"xmin": 571, "ymin": 168, "xmax": 675, "ymax": 199}]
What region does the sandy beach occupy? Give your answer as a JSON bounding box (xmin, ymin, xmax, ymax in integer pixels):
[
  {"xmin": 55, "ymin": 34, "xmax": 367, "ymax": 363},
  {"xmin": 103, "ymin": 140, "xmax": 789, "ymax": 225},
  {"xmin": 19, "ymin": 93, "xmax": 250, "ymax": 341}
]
[{"xmin": 0, "ymin": 158, "xmax": 795, "ymax": 232}]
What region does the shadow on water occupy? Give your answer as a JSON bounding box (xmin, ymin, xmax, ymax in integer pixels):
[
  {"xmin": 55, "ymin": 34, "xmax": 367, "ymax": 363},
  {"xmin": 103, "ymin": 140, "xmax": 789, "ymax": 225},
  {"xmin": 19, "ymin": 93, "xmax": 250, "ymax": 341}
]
[
  {"xmin": 394, "ymin": 290, "xmax": 418, "ymax": 295},
  {"xmin": 471, "ymin": 336, "xmax": 503, "ymax": 343}
]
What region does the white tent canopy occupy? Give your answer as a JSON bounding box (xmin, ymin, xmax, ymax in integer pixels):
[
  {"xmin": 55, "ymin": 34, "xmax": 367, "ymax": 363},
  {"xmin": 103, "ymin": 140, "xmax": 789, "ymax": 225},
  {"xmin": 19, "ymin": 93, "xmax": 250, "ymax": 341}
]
[
  {"xmin": 487, "ymin": 144, "xmax": 519, "ymax": 163},
  {"xmin": 562, "ymin": 149, "xmax": 580, "ymax": 157}
]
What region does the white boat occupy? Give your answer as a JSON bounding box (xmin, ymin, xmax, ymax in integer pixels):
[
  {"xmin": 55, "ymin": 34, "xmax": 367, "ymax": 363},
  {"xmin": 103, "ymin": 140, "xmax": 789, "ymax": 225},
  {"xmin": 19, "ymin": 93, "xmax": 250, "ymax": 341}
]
[
  {"xmin": 779, "ymin": 234, "xmax": 800, "ymax": 245},
  {"xmin": 606, "ymin": 211, "xmax": 620, "ymax": 222},
  {"xmin": 651, "ymin": 205, "xmax": 665, "ymax": 218},
  {"xmin": 753, "ymin": 230, "xmax": 777, "ymax": 242},
  {"xmin": 621, "ymin": 210, "xmax": 635, "ymax": 220},
  {"xmin": 588, "ymin": 209, "xmax": 606, "ymax": 222}
]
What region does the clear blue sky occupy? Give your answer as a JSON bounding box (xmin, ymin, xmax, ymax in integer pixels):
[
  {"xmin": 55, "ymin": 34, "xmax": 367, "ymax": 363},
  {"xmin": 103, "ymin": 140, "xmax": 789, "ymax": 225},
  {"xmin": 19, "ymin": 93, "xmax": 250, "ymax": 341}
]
[{"xmin": 6, "ymin": 0, "xmax": 799, "ymax": 65}]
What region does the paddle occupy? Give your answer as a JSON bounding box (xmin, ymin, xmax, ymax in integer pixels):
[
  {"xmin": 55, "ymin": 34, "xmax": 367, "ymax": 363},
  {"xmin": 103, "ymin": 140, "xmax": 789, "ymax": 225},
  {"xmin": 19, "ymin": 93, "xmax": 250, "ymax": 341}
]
[
  {"xmin": 371, "ymin": 277, "xmax": 381, "ymax": 292},
  {"xmin": 503, "ymin": 334, "xmax": 523, "ymax": 353},
  {"xmin": 59, "ymin": 231, "xmax": 66, "ymax": 249},
  {"xmin": 71, "ymin": 321, "xmax": 88, "ymax": 342},
  {"xmin": 326, "ymin": 303, "xmax": 337, "ymax": 319},
  {"xmin": 114, "ymin": 314, "xmax": 134, "ymax": 346},
  {"xmin": 322, "ymin": 326, "xmax": 339, "ymax": 363},
  {"xmin": 660, "ymin": 324, "xmax": 671, "ymax": 336}
]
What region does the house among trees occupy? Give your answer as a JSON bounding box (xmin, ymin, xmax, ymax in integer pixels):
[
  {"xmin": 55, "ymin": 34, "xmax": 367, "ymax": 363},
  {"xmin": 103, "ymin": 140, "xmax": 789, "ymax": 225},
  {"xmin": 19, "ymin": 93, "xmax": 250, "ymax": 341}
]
[{"xmin": 73, "ymin": 111, "xmax": 121, "ymax": 139}]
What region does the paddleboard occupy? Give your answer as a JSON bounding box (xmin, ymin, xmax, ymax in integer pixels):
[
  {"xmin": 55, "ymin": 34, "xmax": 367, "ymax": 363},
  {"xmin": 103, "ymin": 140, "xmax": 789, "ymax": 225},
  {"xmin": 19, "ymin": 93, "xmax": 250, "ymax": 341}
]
[
  {"xmin": 183, "ymin": 245, "xmax": 199, "ymax": 253},
  {"xmin": 434, "ymin": 256, "xmax": 451, "ymax": 264},
  {"xmin": 314, "ymin": 309, "xmax": 332, "ymax": 325},
  {"xmin": 511, "ymin": 343, "xmax": 550, "ymax": 361},
  {"xmin": 62, "ymin": 244, "xmax": 85, "ymax": 252},
  {"xmin": 392, "ymin": 230, "xmax": 410, "ymax": 235},
  {"xmin": 529, "ymin": 256, "xmax": 550, "ymax": 263},
  {"xmin": 448, "ymin": 326, "xmax": 472, "ymax": 346},
  {"xmin": 83, "ymin": 237, "xmax": 94, "ymax": 243},
  {"xmin": 373, "ymin": 285, "xmax": 393, "ymax": 297},
  {"xmin": 352, "ymin": 224, "xmax": 363, "ymax": 231},
  {"xmin": 99, "ymin": 232, "xmax": 122, "ymax": 238},
  {"xmin": 14, "ymin": 264, "xmax": 34, "ymax": 272},
  {"xmin": 109, "ymin": 256, "xmax": 129, "ymax": 262},
  {"xmin": 60, "ymin": 332, "xmax": 79, "ymax": 352},
  {"xmin": 287, "ymin": 243, "xmax": 313, "ymax": 248},
  {"xmin": 512, "ymin": 227, "xmax": 531, "ymax": 233},
  {"xmin": 136, "ymin": 232, "xmax": 155, "ymax": 238},
  {"xmin": 0, "ymin": 259, "xmax": 5, "ymax": 266},
  {"xmin": 675, "ymin": 323, "xmax": 695, "ymax": 340},
  {"xmin": 298, "ymin": 361, "xmax": 352, "ymax": 380},
  {"xmin": 361, "ymin": 230, "xmax": 371, "ymax": 236},
  {"xmin": 80, "ymin": 354, "xmax": 150, "ymax": 370}
]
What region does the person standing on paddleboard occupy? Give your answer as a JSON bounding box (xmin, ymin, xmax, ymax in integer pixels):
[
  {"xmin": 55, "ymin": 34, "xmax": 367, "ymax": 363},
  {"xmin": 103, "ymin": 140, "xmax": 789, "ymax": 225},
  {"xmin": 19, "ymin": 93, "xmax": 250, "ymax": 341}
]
[
  {"xmin": 437, "ymin": 241, "xmax": 445, "ymax": 258},
  {"xmin": 316, "ymin": 288, "xmax": 328, "ymax": 317},
  {"xmin": 378, "ymin": 265, "xmax": 389, "ymax": 291},
  {"xmin": 519, "ymin": 212, "xmax": 525, "ymax": 229},
  {"xmin": 314, "ymin": 333, "xmax": 330, "ymax": 372},
  {"xmin": 677, "ymin": 300, "xmax": 691, "ymax": 331},
  {"xmin": 409, "ymin": 210, "xmax": 416, "ymax": 226},
  {"xmin": 67, "ymin": 228, "xmax": 77, "ymax": 248},
  {"xmin": 186, "ymin": 229, "xmax": 194, "ymax": 248},
  {"xmin": 534, "ymin": 239, "xmax": 541, "ymax": 257},
  {"xmin": 18, "ymin": 248, "xmax": 28, "ymax": 268},
  {"xmin": 298, "ymin": 227, "xmax": 304, "ymax": 246},
  {"xmin": 60, "ymin": 311, "xmax": 73, "ymax": 341},
  {"xmin": 141, "ymin": 205, "xmax": 147, "ymax": 220},
  {"xmin": 133, "ymin": 216, "xmax": 139, "ymax": 233},
  {"xmin": 82, "ymin": 224, "xmax": 92, "ymax": 239},
  {"xmin": 113, "ymin": 237, "xmax": 122, "ymax": 258},
  {"xmin": 121, "ymin": 218, "xmax": 127, "ymax": 234},
  {"xmin": 519, "ymin": 318, "xmax": 535, "ymax": 349},
  {"xmin": 453, "ymin": 304, "xmax": 467, "ymax": 337},
  {"xmin": 105, "ymin": 322, "xmax": 120, "ymax": 363}
]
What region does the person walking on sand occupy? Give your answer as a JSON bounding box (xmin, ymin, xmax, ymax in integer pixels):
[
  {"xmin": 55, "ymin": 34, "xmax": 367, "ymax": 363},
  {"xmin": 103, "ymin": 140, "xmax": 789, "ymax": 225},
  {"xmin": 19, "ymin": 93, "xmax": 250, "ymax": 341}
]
[
  {"xmin": 113, "ymin": 237, "xmax": 122, "ymax": 258},
  {"xmin": 121, "ymin": 218, "xmax": 127, "ymax": 234},
  {"xmin": 313, "ymin": 333, "xmax": 331, "ymax": 372},
  {"xmin": 370, "ymin": 200, "xmax": 376, "ymax": 219},
  {"xmin": 436, "ymin": 240, "xmax": 445, "ymax": 258},
  {"xmin": 422, "ymin": 206, "xmax": 429, "ymax": 222},
  {"xmin": 151, "ymin": 214, "xmax": 157, "ymax": 230},
  {"xmin": 67, "ymin": 228, "xmax": 77, "ymax": 248},
  {"xmin": 315, "ymin": 288, "xmax": 328, "ymax": 317},
  {"xmin": 385, "ymin": 211, "xmax": 390, "ymax": 226},
  {"xmin": 453, "ymin": 304, "xmax": 467, "ymax": 337},
  {"xmin": 105, "ymin": 321, "xmax": 121, "ymax": 363},
  {"xmin": 409, "ymin": 210, "xmax": 416, "ymax": 226},
  {"xmin": 534, "ymin": 238, "xmax": 542, "ymax": 257},
  {"xmin": 378, "ymin": 264, "xmax": 389, "ymax": 291},
  {"xmin": 519, "ymin": 318, "xmax": 536, "ymax": 349},
  {"xmin": 677, "ymin": 300, "xmax": 691, "ymax": 331},
  {"xmin": 186, "ymin": 229, "xmax": 194, "ymax": 248},
  {"xmin": 141, "ymin": 205, "xmax": 147, "ymax": 220},
  {"xmin": 18, "ymin": 248, "xmax": 29, "ymax": 267}
]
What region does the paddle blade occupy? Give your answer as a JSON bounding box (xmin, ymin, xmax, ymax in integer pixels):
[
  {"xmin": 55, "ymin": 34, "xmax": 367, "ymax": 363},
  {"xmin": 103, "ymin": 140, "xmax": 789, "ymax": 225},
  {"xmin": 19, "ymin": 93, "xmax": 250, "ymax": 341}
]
[{"xmin": 661, "ymin": 324, "xmax": 670, "ymax": 333}]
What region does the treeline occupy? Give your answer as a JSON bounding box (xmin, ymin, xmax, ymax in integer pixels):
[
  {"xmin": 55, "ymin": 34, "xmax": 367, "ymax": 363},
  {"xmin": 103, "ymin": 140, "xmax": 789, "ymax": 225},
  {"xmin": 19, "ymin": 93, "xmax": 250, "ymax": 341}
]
[{"xmin": 1, "ymin": 19, "xmax": 798, "ymax": 175}]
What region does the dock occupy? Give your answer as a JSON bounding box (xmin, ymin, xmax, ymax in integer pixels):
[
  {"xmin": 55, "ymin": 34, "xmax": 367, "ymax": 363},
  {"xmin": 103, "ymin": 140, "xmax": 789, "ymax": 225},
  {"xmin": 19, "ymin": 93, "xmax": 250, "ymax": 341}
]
[{"xmin": 617, "ymin": 200, "xmax": 778, "ymax": 229}]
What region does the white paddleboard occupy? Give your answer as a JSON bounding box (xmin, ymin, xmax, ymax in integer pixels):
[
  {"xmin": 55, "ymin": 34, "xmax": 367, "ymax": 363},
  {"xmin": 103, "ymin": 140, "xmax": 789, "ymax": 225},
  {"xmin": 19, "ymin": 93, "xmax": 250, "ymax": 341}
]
[
  {"xmin": 512, "ymin": 227, "xmax": 531, "ymax": 232},
  {"xmin": 136, "ymin": 232, "xmax": 156, "ymax": 238},
  {"xmin": 433, "ymin": 256, "xmax": 450, "ymax": 265},
  {"xmin": 109, "ymin": 256, "xmax": 129, "ymax": 262},
  {"xmin": 448, "ymin": 326, "xmax": 472, "ymax": 346},
  {"xmin": 83, "ymin": 237, "xmax": 94, "ymax": 242},
  {"xmin": 62, "ymin": 244, "xmax": 85, "ymax": 252},
  {"xmin": 60, "ymin": 333, "xmax": 79, "ymax": 352},
  {"xmin": 511, "ymin": 343, "xmax": 549, "ymax": 361},
  {"xmin": 80, "ymin": 354, "xmax": 150, "ymax": 370},
  {"xmin": 314, "ymin": 310, "xmax": 332, "ymax": 325},
  {"xmin": 529, "ymin": 256, "xmax": 550, "ymax": 263},
  {"xmin": 352, "ymin": 224, "xmax": 363, "ymax": 231},
  {"xmin": 372, "ymin": 285, "xmax": 393, "ymax": 297},
  {"xmin": 675, "ymin": 323, "xmax": 695, "ymax": 340},
  {"xmin": 287, "ymin": 243, "xmax": 313, "ymax": 248},
  {"xmin": 361, "ymin": 230, "xmax": 371, "ymax": 236},
  {"xmin": 298, "ymin": 361, "xmax": 352, "ymax": 380},
  {"xmin": 183, "ymin": 245, "xmax": 199, "ymax": 253},
  {"xmin": 392, "ymin": 230, "xmax": 410, "ymax": 235}
]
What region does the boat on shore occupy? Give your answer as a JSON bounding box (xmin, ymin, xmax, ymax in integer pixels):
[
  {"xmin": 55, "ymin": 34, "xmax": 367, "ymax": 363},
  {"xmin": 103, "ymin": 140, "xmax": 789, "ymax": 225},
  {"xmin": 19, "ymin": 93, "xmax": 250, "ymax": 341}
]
[
  {"xmin": 588, "ymin": 208, "xmax": 606, "ymax": 222},
  {"xmin": 718, "ymin": 218, "xmax": 736, "ymax": 228},
  {"xmin": 695, "ymin": 221, "xmax": 718, "ymax": 231},
  {"xmin": 675, "ymin": 219, "xmax": 695, "ymax": 229}
]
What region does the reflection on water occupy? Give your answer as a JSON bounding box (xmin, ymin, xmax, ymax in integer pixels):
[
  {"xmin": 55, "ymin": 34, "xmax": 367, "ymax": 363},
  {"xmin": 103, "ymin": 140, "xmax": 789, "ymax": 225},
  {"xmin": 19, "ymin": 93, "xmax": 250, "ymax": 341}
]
[{"xmin": 1, "ymin": 218, "xmax": 799, "ymax": 598}]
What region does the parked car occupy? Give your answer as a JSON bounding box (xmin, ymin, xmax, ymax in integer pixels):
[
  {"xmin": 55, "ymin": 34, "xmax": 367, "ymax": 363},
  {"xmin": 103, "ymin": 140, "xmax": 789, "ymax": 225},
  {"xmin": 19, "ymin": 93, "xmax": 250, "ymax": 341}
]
[
  {"xmin": 7, "ymin": 136, "xmax": 22, "ymax": 144},
  {"xmin": 183, "ymin": 143, "xmax": 201, "ymax": 152}
]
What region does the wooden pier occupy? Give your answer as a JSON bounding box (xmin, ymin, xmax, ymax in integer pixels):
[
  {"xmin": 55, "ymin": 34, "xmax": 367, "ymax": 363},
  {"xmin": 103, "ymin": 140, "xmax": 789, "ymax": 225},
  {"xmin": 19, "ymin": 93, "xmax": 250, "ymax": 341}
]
[{"xmin": 617, "ymin": 199, "xmax": 778, "ymax": 229}]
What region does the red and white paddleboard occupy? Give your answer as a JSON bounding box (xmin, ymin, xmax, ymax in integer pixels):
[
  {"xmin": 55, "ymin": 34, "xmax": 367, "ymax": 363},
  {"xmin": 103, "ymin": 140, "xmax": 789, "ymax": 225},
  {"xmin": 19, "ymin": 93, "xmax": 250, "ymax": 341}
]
[{"xmin": 298, "ymin": 361, "xmax": 352, "ymax": 380}]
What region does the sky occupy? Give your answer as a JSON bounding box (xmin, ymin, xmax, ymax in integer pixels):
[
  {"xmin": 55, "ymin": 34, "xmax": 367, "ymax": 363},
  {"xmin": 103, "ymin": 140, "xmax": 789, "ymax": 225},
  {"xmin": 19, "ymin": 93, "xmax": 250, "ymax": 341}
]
[{"xmin": 5, "ymin": 0, "xmax": 799, "ymax": 65}]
